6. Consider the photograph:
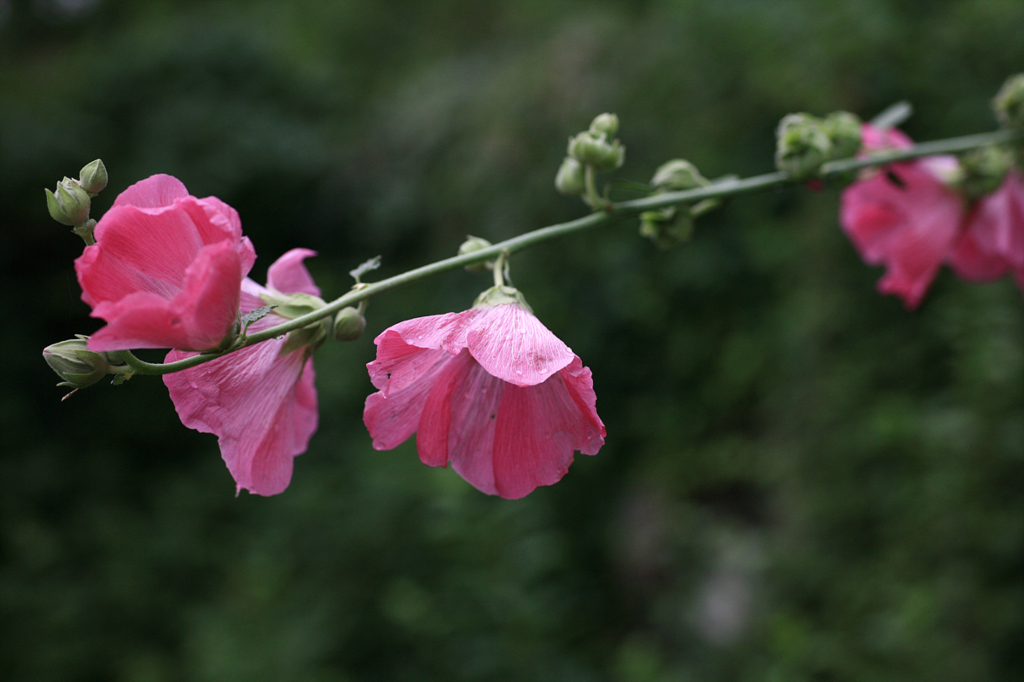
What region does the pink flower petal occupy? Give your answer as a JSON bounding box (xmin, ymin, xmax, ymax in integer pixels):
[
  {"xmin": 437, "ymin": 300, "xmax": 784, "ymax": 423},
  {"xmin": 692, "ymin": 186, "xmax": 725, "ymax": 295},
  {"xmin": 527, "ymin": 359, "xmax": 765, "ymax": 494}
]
[
  {"xmin": 416, "ymin": 351, "xmax": 483, "ymax": 469},
  {"xmin": 165, "ymin": 342, "xmax": 317, "ymax": 496},
  {"xmin": 964, "ymin": 171, "xmax": 1024, "ymax": 269},
  {"xmin": 466, "ymin": 304, "xmax": 575, "ymax": 386},
  {"xmin": 489, "ymin": 358, "xmax": 605, "ymax": 498},
  {"xmin": 364, "ymin": 341, "xmax": 453, "ymax": 449},
  {"xmin": 111, "ymin": 174, "xmax": 188, "ymax": 209},
  {"xmin": 378, "ymin": 310, "xmax": 483, "ymax": 356},
  {"xmin": 87, "ymin": 241, "xmax": 243, "ymax": 351},
  {"xmin": 860, "ymin": 124, "xmax": 913, "ymax": 152},
  {"xmin": 267, "ymin": 247, "xmax": 321, "ymax": 296},
  {"xmin": 947, "ymin": 228, "xmax": 1012, "ymax": 281}
]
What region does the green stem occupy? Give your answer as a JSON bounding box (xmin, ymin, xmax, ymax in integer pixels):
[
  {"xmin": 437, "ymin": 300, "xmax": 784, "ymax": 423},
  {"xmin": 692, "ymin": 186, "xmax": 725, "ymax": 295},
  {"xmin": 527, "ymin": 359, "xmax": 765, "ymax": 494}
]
[
  {"xmin": 121, "ymin": 127, "xmax": 1024, "ymax": 376},
  {"xmin": 492, "ymin": 251, "xmax": 508, "ymax": 288}
]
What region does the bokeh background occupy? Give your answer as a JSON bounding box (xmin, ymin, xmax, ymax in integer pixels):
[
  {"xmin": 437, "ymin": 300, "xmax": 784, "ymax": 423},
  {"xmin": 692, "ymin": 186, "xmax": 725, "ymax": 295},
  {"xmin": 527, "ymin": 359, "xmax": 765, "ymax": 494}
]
[{"xmin": 2, "ymin": 1, "xmax": 1022, "ymax": 680}]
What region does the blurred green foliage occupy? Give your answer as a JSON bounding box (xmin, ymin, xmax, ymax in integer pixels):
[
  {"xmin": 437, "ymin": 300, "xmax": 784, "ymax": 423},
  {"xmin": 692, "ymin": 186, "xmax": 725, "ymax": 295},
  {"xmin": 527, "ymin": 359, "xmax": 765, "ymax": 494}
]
[{"xmin": 2, "ymin": 0, "xmax": 1022, "ymax": 680}]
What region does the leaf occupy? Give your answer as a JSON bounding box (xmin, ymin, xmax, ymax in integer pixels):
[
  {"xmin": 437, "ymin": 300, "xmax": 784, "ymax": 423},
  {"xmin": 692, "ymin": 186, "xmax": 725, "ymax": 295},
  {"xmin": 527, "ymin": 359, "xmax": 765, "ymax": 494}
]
[
  {"xmin": 350, "ymin": 256, "xmax": 381, "ymax": 281},
  {"xmin": 240, "ymin": 305, "xmax": 276, "ymax": 335}
]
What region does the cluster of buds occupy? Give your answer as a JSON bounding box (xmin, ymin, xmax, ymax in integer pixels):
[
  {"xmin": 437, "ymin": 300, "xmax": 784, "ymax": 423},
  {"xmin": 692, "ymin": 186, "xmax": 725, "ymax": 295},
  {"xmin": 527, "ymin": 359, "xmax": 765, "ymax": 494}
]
[
  {"xmin": 556, "ymin": 113, "xmax": 625, "ymax": 207},
  {"xmin": 775, "ymin": 111, "xmax": 862, "ymax": 179},
  {"xmin": 45, "ymin": 159, "xmax": 108, "ymax": 244}
]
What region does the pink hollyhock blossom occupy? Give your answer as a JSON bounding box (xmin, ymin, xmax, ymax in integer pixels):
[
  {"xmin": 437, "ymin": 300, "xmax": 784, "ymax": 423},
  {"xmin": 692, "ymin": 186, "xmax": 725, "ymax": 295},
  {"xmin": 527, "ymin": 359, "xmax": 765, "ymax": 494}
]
[
  {"xmin": 164, "ymin": 249, "xmax": 321, "ymax": 496},
  {"xmin": 948, "ymin": 170, "xmax": 1024, "ymax": 292},
  {"xmin": 75, "ymin": 174, "xmax": 256, "ymax": 352},
  {"xmin": 859, "ymin": 124, "xmax": 913, "ymax": 152},
  {"xmin": 363, "ymin": 290, "xmax": 605, "ymax": 499},
  {"xmin": 840, "ymin": 125, "xmax": 964, "ymax": 309}
]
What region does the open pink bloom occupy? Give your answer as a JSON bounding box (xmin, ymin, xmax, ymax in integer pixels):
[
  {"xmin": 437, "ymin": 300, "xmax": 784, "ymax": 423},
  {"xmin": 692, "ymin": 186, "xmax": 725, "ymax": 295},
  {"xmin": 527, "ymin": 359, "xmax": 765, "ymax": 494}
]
[
  {"xmin": 75, "ymin": 174, "xmax": 256, "ymax": 351},
  {"xmin": 948, "ymin": 170, "xmax": 1024, "ymax": 292},
  {"xmin": 840, "ymin": 125, "xmax": 964, "ymax": 309},
  {"xmin": 364, "ymin": 301, "xmax": 605, "ymax": 499},
  {"xmin": 164, "ymin": 249, "xmax": 320, "ymax": 496}
]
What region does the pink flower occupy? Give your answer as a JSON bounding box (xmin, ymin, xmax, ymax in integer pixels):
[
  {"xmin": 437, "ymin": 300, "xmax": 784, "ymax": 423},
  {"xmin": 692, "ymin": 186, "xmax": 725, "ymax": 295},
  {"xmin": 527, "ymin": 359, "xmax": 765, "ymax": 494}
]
[
  {"xmin": 948, "ymin": 171, "xmax": 1024, "ymax": 291},
  {"xmin": 363, "ymin": 297, "xmax": 605, "ymax": 499},
  {"xmin": 75, "ymin": 174, "xmax": 256, "ymax": 351},
  {"xmin": 163, "ymin": 249, "xmax": 321, "ymax": 496},
  {"xmin": 840, "ymin": 125, "xmax": 965, "ymax": 309}
]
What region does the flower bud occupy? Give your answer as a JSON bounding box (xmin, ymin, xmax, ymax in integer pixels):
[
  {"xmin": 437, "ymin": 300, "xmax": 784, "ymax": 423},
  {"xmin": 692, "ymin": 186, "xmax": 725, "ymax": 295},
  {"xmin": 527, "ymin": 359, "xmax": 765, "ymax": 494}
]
[
  {"xmin": 43, "ymin": 337, "xmax": 110, "ymax": 388},
  {"xmin": 78, "ymin": 159, "xmax": 108, "ymax": 195},
  {"xmin": 568, "ymin": 131, "xmax": 625, "ymax": 173},
  {"xmin": 650, "ymin": 159, "xmax": 708, "ymax": 192},
  {"xmin": 775, "ymin": 113, "xmax": 832, "ymax": 179},
  {"xmin": 45, "ymin": 178, "xmax": 91, "ymax": 226},
  {"xmin": 993, "ymin": 73, "xmax": 1024, "ymax": 130},
  {"xmin": 333, "ymin": 306, "xmax": 367, "ymax": 342},
  {"xmin": 589, "ymin": 112, "xmax": 619, "ymax": 138},
  {"xmin": 822, "ymin": 111, "xmax": 863, "ymax": 160},
  {"xmin": 957, "ymin": 145, "xmax": 1012, "ymax": 200},
  {"xmin": 458, "ymin": 235, "xmax": 494, "ymax": 273},
  {"xmin": 555, "ymin": 157, "xmax": 585, "ymax": 195},
  {"xmin": 639, "ymin": 208, "xmax": 694, "ymax": 249}
]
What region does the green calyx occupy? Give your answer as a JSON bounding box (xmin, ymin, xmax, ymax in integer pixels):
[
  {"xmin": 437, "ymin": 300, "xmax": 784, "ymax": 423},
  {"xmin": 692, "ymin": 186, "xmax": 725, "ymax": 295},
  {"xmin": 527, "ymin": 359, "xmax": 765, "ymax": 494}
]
[
  {"xmin": 472, "ymin": 285, "xmax": 533, "ymax": 314},
  {"xmin": 260, "ymin": 291, "xmax": 331, "ymax": 356}
]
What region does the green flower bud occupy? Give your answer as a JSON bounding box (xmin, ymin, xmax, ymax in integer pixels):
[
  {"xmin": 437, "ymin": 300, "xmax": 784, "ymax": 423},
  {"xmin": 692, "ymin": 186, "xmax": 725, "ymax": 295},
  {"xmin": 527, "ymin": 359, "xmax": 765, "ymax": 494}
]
[
  {"xmin": 650, "ymin": 159, "xmax": 709, "ymax": 192},
  {"xmin": 957, "ymin": 145, "xmax": 1012, "ymax": 200},
  {"xmin": 589, "ymin": 112, "xmax": 619, "ymax": 138},
  {"xmin": 333, "ymin": 306, "xmax": 367, "ymax": 342},
  {"xmin": 568, "ymin": 131, "xmax": 625, "ymax": 173},
  {"xmin": 555, "ymin": 156, "xmax": 586, "ymax": 196},
  {"xmin": 45, "ymin": 178, "xmax": 91, "ymax": 226},
  {"xmin": 639, "ymin": 208, "xmax": 694, "ymax": 249},
  {"xmin": 78, "ymin": 159, "xmax": 108, "ymax": 195},
  {"xmin": 458, "ymin": 235, "xmax": 494, "ymax": 273},
  {"xmin": 775, "ymin": 113, "xmax": 832, "ymax": 179},
  {"xmin": 43, "ymin": 337, "xmax": 111, "ymax": 388},
  {"xmin": 822, "ymin": 111, "xmax": 863, "ymax": 160},
  {"xmin": 993, "ymin": 73, "xmax": 1024, "ymax": 130}
]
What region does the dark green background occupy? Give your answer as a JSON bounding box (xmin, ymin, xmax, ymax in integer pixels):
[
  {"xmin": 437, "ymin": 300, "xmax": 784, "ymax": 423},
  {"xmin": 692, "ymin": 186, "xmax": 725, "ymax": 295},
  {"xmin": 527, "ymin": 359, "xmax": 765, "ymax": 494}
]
[{"xmin": 2, "ymin": 1, "xmax": 1022, "ymax": 680}]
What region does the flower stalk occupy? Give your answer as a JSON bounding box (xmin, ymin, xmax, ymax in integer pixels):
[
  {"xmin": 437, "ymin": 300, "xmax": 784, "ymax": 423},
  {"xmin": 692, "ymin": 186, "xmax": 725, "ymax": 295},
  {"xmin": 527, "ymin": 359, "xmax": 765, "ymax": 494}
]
[{"xmin": 101, "ymin": 127, "xmax": 1024, "ymax": 377}]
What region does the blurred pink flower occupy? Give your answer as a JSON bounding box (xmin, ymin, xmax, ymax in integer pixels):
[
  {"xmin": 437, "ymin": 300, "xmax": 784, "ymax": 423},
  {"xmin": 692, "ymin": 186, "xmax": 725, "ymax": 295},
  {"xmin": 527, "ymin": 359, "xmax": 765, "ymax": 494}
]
[
  {"xmin": 840, "ymin": 125, "xmax": 966, "ymax": 309},
  {"xmin": 840, "ymin": 158, "xmax": 963, "ymax": 309},
  {"xmin": 76, "ymin": 174, "xmax": 256, "ymax": 351},
  {"xmin": 364, "ymin": 301, "xmax": 605, "ymax": 499},
  {"xmin": 948, "ymin": 171, "xmax": 1024, "ymax": 292},
  {"xmin": 164, "ymin": 249, "xmax": 320, "ymax": 496}
]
